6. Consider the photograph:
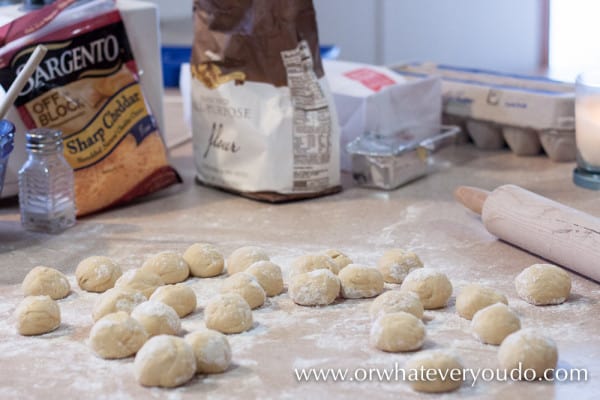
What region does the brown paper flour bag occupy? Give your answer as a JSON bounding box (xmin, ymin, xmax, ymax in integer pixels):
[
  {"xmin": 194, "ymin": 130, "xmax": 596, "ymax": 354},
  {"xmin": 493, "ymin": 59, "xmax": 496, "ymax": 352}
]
[{"xmin": 191, "ymin": 0, "xmax": 341, "ymax": 201}]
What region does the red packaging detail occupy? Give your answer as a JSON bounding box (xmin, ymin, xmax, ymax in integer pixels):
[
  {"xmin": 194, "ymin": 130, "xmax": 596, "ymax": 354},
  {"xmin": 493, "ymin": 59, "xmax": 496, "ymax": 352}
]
[
  {"xmin": 343, "ymin": 68, "xmax": 396, "ymax": 92},
  {"xmin": 0, "ymin": 0, "xmax": 77, "ymax": 46}
]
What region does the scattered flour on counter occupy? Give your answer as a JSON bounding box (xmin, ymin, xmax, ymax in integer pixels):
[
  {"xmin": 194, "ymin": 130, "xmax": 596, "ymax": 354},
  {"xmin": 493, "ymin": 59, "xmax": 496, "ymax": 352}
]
[
  {"xmin": 372, "ymin": 204, "xmax": 431, "ymax": 247},
  {"xmin": 293, "ymin": 357, "xmax": 336, "ymax": 370},
  {"xmin": 1, "ymin": 244, "xmax": 599, "ymax": 399}
]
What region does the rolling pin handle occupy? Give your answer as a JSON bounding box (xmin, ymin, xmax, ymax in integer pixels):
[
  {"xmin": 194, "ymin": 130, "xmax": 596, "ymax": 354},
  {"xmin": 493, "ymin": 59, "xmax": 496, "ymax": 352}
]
[{"xmin": 454, "ymin": 186, "xmax": 490, "ymax": 215}]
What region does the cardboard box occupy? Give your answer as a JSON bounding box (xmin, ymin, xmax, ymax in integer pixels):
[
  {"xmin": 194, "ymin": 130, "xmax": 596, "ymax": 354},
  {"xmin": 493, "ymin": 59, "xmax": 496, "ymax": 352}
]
[{"xmin": 324, "ymin": 60, "xmax": 442, "ymax": 170}]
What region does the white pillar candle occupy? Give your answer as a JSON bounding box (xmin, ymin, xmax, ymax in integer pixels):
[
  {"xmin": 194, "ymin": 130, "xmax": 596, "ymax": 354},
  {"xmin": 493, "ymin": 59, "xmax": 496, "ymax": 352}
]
[{"xmin": 576, "ymin": 97, "xmax": 600, "ymax": 167}]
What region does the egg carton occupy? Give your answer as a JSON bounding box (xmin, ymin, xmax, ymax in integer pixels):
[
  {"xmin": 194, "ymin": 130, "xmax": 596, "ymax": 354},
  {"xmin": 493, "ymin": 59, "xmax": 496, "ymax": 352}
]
[
  {"xmin": 442, "ymin": 114, "xmax": 576, "ymax": 161},
  {"xmin": 394, "ymin": 63, "xmax": 576, "ymax": 162}
]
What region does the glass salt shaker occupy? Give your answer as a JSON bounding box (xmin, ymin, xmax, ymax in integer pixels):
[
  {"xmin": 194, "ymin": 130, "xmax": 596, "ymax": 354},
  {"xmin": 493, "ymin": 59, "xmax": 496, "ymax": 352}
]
[{"xmin": 18, "ymin": 128, "xmax": 76, "ymax": 233}]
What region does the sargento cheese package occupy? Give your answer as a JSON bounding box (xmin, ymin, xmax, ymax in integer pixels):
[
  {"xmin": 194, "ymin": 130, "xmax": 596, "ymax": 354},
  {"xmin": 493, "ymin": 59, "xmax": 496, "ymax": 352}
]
[{"xmin": 0, "ymin": 0, "xmax": 180, "ymax": 216}]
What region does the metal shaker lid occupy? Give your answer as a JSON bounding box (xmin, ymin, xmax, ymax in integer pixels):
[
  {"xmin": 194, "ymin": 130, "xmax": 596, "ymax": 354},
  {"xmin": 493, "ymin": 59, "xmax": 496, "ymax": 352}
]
[{"xmin": 25, "ymin": 128, "xmax": 62, "ymax": 152}]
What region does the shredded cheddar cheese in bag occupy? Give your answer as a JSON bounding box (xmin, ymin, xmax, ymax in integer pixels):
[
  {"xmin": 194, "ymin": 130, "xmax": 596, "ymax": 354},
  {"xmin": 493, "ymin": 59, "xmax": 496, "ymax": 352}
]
[{"xmin": 0, "ymin": 0, "xmax": 180, "ymax": 215}]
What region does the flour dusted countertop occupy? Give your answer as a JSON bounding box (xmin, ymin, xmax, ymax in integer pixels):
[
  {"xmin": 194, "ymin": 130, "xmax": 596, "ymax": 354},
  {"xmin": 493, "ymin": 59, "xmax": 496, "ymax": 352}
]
[{"xmin": 1, "ymin": 140, "xmax": 599, "ymax": 399}]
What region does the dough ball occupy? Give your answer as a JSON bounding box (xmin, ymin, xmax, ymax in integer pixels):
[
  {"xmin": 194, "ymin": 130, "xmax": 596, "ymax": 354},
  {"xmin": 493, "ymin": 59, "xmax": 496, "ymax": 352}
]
[
  {"xmin": 15, "ymin": 295, "xmax": 61, "ymax": 336},
  {"xmin": 322, "ymin": 249, "xmax": 353, "ymax": 272},
  {"xmin": 220, "ymin": 272, "xmax": 266, "ymax": 309},
  {"xmin": 76, "ymin": 256, "xmax": 122, "ymax": 293},
  {"xmin": 290, "ymin": 254, "xmax": 340, "ymax": 277},
  {"xmin": 150, "ymin": 284, "xmax": 197, "ymax": 317},
  {"xmin": 204, "ymin": 293, "xmax": 253, "ymax": 334},
  {"xmin": 400, "ymin": 269, "xmax": 452, "ymax": 309},
  {"xmin": 92, "ymin": 287, "xmax": 147, "ymax": 322},
  {"xmin": 141, "ymin": 251, "xmax": 190, "ymax": 284},
  {"xmin": 245, "ymin": 261, "xmax": 284, "ymax": 297},
  {"xmin": 185, "ymin": 329, "xmax": 232, "ymax": 374},
  {"xmin": 370, "ymin": 312, "xmax": 425, "ymax": 352},
  {"xmin": 456, "ymin": 283, "xmax": 507, "ymax": 320},
  {"xmin": 288, "ymin": 269, "xmax": 340, "ymax": 306},
  {"xmin": 515, "ymin": 263, "xmax": 571, "ymax": 305},
  {"xmin": 226, "ymin": 246, "xmax": 269, "ymax": 275},
  {"xmin": 369, "ymin": 290, "xmax": 424, "ymax": 320},
  {"xmin": 471, "ymin": 303, "xmax": 521, "ymax": 345},
  {"xmin": 377, "ymin": 249, "xmax": 423, "ymax": 284},
  {"xmin": 338, "ymin": 264, "xmax": 384, "ymax": 299},
  {"xmin": 134, "ymin": 335, "xmax": 196, "ymax": 388},
  {"xmin": 89, "ymin": 311, "xmax": 148, "ymax": 359},
  {"xmin": 131, "ymin": 301, "xmax": 181, "ymax": 337},
  {"xmin": 22, "ymin": 266, "xmax": 70, "ymax": 300},
  {"xmin": 498, "ymin": 329, "xmax": 558, "ymax": 379},
  {"xmin": 115, "ymin": 269, "xmax": 164, "ymax": 298},
  {"xmin": 183, "ymin": 243, "xmax": 224, "ymax": 277},
  {"xmin": 404, "ymin": 350, "xmax": 463, "ymax": 393}
]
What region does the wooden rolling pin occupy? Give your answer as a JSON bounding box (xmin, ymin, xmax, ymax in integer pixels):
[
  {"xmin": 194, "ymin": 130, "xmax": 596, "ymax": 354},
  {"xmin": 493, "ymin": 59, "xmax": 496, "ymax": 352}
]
[{"xmin": 455, "ymin": 184, "xmax": 600, "ymax": 282}]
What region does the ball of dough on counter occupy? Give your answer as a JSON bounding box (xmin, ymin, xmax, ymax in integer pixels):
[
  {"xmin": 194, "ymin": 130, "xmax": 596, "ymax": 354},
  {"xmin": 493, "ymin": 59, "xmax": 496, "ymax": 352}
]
[
  {"xmin": 185, "ymin": 329, "xmax": 232, "ymax": 374},
  {"xmin": 456, "ymin": 283, "xmax": 507, "ymax": 320},
  {"xmin": 150, "ymin": 284, "xmax": 197, "ymax": 317},
  {"xmin": 377, "ymin": 249, "xmax": 423, "ymax": 284},
  {"xmin": 141, "ymin": 251, "xmax": 189, "ymax": 284},
  {"xmin": 89, "ymin": 311, "xmax": 148, "ymax": 359},
  {"xmin": 226, "ymin": 246, "xmax": 269, "ymax": 275},
  {"xmin": 498, "ymin": 329, "xmax": 558, "ymax": 379},
  {"xmin": 22, "ymin": 266, "xmax": 70, "ymax": 300},
  {"xmin": 515, "ymin": 264, "xmax": 571, "ymax": 305},
  {"xmin": 92, "ymin": 287, "xmax": 147, "ymax": 322},
  {"xmin": 289, "ymin": 254, "xmax": 340, "ymax": 278},
  {"xmin": 369, "ymin": 290, "xmax": 424, "ymax": 320},
  {"xmin": 288, "ymin": 269, "xmax": 340, "ymax": 306},
  {"xmin": 115, "ymin": 269, "xmax": 164, "ymax": 298},
  {"xmin": 220, "ymin": 272, "xmax": 266, "ymax": 309},
  {"xmin": 471, "ymin": 303, "xmax": 521, "ymax": 345},
  {"xmin": 245, "ymin": 261, "xmax": 284, "ymax": 297},
  {"xmin": 204, "ymin": 293, "xmax": 253, "ymax": 334},
  {"xmin": 134, "ymin": 335, "xmax": 196, "ymax": 388},
  {"xmin": 183, "ymin": 243, "xmax": 224, "ymax": 277},
  {"xmin": 338, "ymin": 264, "xmax": 384, "ymax": 299},
  {"xmin": 404, "ymin": 350, "xmax": 463, "ymax": 393},
  {"xmin": 370, "ymin": 312, "xmax": 425, "ymax": 352},
  {"xmin": 131, "ymin": 301, "xmax": 181, "ymax": 337},
  {"xmin": 400, "ymin": 269, "xmax": 452, "ymax": 309},
  {"xmin": 15, "ymin": 295, "xmax": 61, "ymax": 336},
  {"xmin": 76, "ymin": 256, "xmax": 122, "ymax": 293},
  {"xmin": 322, "ymin": 249, "xmax": 353, "ymax": 272}
]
